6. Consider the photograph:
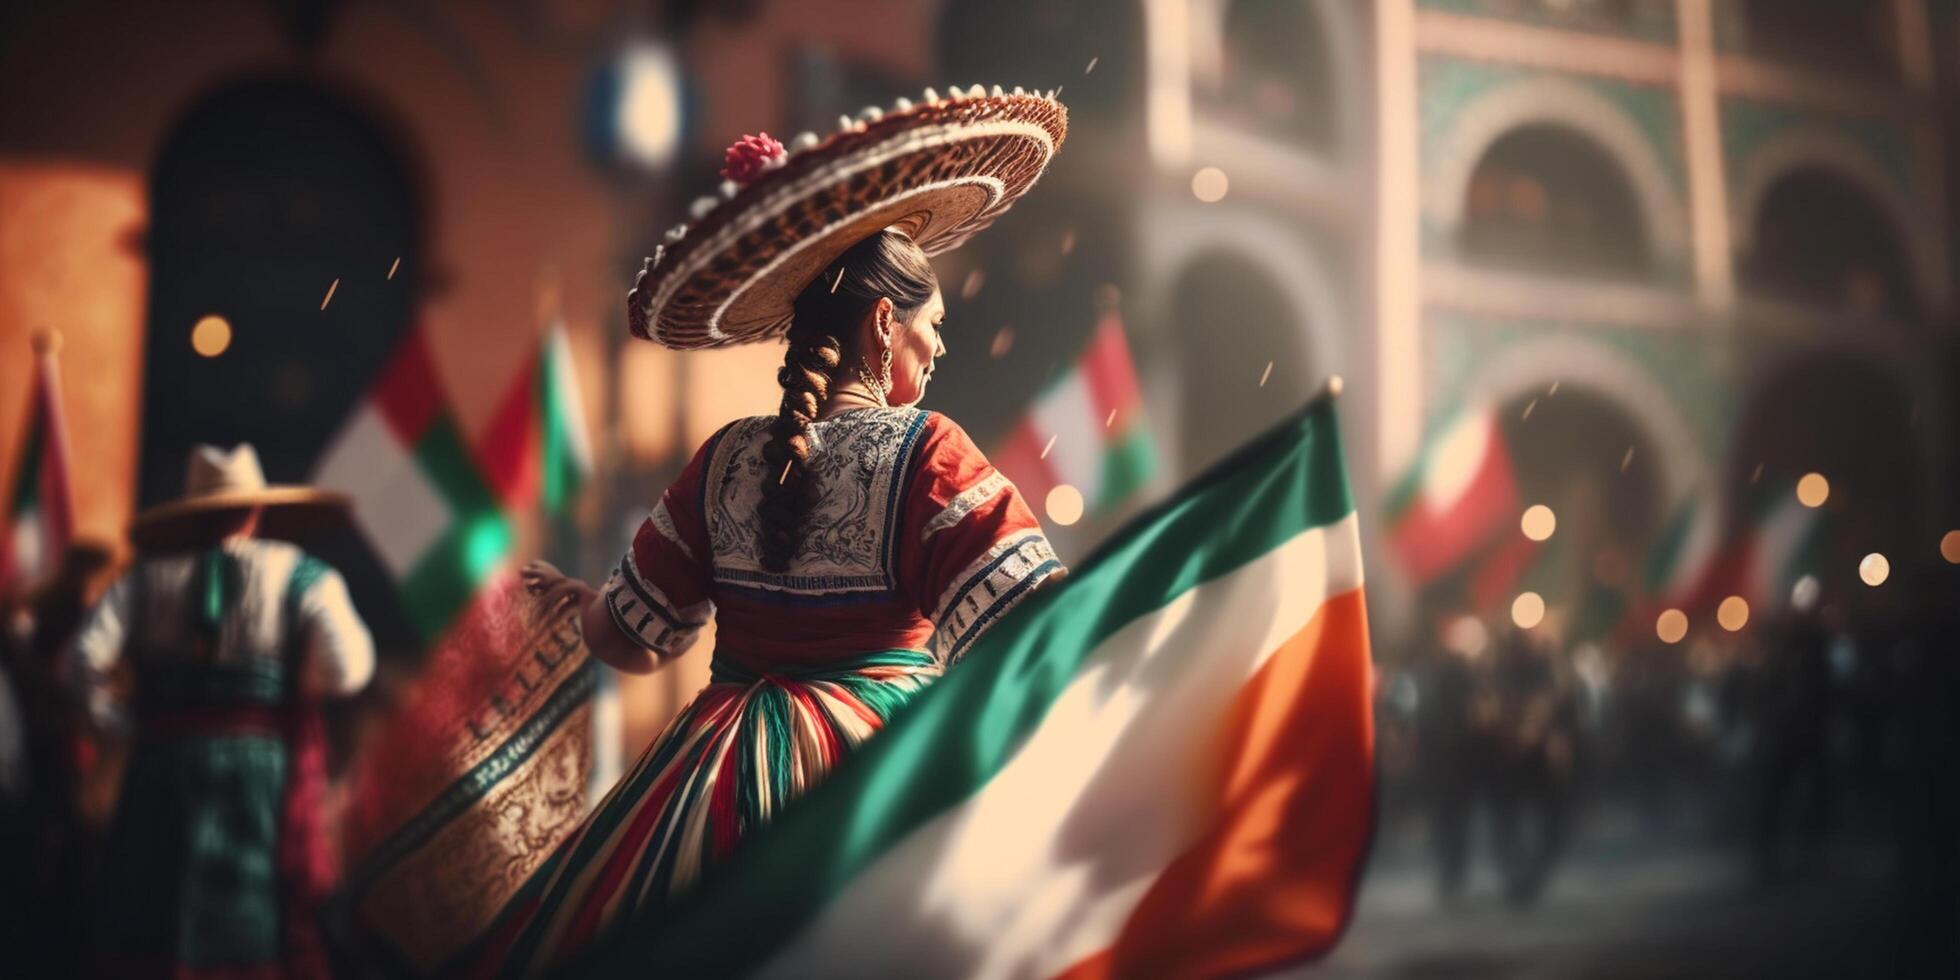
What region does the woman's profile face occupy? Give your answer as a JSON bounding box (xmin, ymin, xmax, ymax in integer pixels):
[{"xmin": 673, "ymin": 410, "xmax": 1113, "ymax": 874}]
[{"xmin": 884, "ymin": 286, "xmax": 946, "ymax": 407}]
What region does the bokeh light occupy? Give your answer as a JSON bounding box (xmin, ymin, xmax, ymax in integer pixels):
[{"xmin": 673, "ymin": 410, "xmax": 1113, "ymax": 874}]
[
  {"xmin": 1716, "ymin": 596, "xmax": 1749, "ymax": 632},
  {"xmin": 1191, "ymin": 166, "xmax": 1229, "ymax": 203},
  {"xmin": 1656, "ymin": 608, "xmax": 1688, "ymax": 644},
  {"xmin": 1795, "ymin": 472, "xmax": 1829, "ymax": 508},
  {"xmin": 190, "ymin": 314, "xmax": 232, "ymax": 357},
  {"xmin": 1511, "ymin": 591, "xmax": 1545, "ymax": 630},
  {"xmin": 1791, "ymin": 575, "xmax": 1821, "ymax": 612},
  {"xmin": 1520, "ymin": 504, "xmax": 1556, "ymax": 542},
  {"xmin": 1941, "ymin": 530, "xmax": 1960, "ymax": 564},
  {"xmin": 1045, "ymin": 484, "xmax": 1084, "ymax": 526},
  {"xmin": 1445, "ymin": 615, "xmax": 1488, "ymax": 657},
  {"xmin": 1859, "ymin": 552, "xmax": 1890, "ymax": 587}
]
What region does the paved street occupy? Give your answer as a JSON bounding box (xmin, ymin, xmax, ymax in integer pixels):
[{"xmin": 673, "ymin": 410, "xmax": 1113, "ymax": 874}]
[{"xmin": 1292, "ymin": 815, "xmax": 1906, "ymax": 979}]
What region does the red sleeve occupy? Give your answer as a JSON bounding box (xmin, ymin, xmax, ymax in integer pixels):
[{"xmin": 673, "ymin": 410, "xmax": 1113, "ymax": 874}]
[
  {"xmin": 600, "ymin": 430, "xmax": 720, "ymax": 657},
  {"xmin": 898, "ymin": 413, "xmax": 1064, "ymax": 664}
]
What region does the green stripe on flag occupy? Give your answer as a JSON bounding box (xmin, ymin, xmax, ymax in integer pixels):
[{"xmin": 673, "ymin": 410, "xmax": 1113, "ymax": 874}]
[
  {"xmin": 1093, "ymin": 424, "xmax": 1155, "ymax": 512},
  {"xmin": 400, "ymin": 417, "xmax": 513, "ymax": 640},
  {"xmin": 576, "ymin": 392, "xmax": 1355, "ymax": 976}
]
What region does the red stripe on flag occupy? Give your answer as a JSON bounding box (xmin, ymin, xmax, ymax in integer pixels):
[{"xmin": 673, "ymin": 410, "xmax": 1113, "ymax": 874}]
[
  {"xmin": 1054, "ymin": 588, "xmax": 1375, "ymax": 980},
  {"xmin": 478, "ymin": 347, "xmax": 542, "ymax": 509},
  {"xmin": 1079, "ymin": 313, "xmax": 1143, "ymax": 433},
  {"xmin": 1467, "ymin": 532, "xmax": 1540, "ymax": 612},
  {"xmin": 990, "ymin": 421, "xmax": 1058, "ymax": 504},
  {"xmin": 1387, "ymin": 422, "xmax": 1518, "ymax": 583},
  {"xmin": 373, "ymin": 328, "xmax": 446, "ymax": 444}
]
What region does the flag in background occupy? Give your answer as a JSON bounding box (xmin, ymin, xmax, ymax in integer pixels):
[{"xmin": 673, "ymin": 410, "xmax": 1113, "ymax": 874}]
[
  {"xmin": 1642, "ymin": 491, "xmax": 1721, "ymax": 604},
  {"xmin": 583, "ymin": 387, "xmax": 1374, "ymax": 979},
  {"xmin": 991, "ymin": 310, "xmax": 1155, "ymax": 520},
  {"xmin": 314, "ymin": 328, "xmax": 514, "ymax": 642},
  {"xmin": 2, "ymin": 332, "xmax": 75, "ymax": 592},
  {"xmin": 1738, "ymin": 487, "xmax": 1828, "ymax": 609},
  {"xmin": 1384, "ymin": 408, "xmax": 1518, "ymax": 585},
  {"xmin": 478, "ymin": 318, "xmax": 595, "ymax": 517}
]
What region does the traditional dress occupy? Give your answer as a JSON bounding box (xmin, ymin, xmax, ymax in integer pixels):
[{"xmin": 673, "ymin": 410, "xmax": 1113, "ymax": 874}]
[
  {"xmin": 478, "ymin": 406, "xmax": 1061, "ymax": 974},
  {"xmin": 66, "ymin": 538, "xmax": 374, "ymax": 978}
]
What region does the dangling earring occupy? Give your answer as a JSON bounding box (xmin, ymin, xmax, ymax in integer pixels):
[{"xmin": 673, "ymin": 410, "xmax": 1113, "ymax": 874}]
[
  {"xmin": 858, "ymin": 350, "xmax": 890, "ymax": 408},
  {"xmin": 878, "ymin": 345, "xmax": 895, "ymax": 399}
]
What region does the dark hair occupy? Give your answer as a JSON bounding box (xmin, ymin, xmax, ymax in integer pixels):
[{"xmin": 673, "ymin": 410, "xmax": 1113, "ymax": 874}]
[{"xmin": 756, "ymin": 230, "xmax": 937, "ymax": 572}]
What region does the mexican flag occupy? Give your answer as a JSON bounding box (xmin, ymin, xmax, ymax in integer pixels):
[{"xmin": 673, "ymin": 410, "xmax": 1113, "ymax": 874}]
[
  {"xmin": 477, "ymin": 319, "xmax": 595, "ymax": 516},
  {"xmin": 1384, "ymin": 408, "xmax": 1518, "ymax": 584},
  {"xmin": 1643, "ymin": 492, "xmax": 1721, "ymax": 603},
  {"xmin": 314, "ymin": 329, "xmax": 514, "ymax": 641},
  {"xmin": 991, "ymin": 311, "xmax": 1156, "ymax": 519},
  {"xmin": 1739, "ymin": 490, "xmax": 1827, "ymax": 609},
  {"xmin": 581, "ymin": 389, "xmax": 1374, "ymax": 978},
  {"xmin": 1, "ymin": 336, "xmax": 74, "ymax": 592}
]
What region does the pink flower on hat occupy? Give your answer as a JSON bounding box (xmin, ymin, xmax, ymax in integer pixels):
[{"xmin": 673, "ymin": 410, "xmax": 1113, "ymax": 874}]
[{"xmin": 720, "ymin": 133, "xmax": 788, "ymax": 184}]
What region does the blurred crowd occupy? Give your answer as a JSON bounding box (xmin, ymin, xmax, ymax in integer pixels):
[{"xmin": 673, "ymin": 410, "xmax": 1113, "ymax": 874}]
[{"xmin": 1374, "ymin": 565, "xmax": 1960, "ymax": 966}]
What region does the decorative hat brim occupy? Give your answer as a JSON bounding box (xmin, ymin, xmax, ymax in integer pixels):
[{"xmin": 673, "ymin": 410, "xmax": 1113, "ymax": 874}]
[
  {"xmin": 129, "ymin": 487, "xmax": 348, "ymax": 550},
  {"xmin": 629, "ymin": 86, "xmax": 1068, "ymax": 350}
]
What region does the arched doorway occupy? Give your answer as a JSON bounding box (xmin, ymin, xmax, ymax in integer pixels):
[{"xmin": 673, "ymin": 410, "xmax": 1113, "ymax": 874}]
[
  {"xmin": 142, "ymin": 76, "xmax": 428, "ymax": 646},
  {"xmin": 1496, "ymin": 386, "xmax": 1663, "ymax": 637},
  {"xmin": 1458, "ymin": 124, "xmax": 1651, "ymax": 278},
  {"xmin": 1738, "ymin": 168, "xmax": 1917, "ymax": 319},
  {"xmin": 1198, "ymin": 0, "xmax": 1336, "ymax": 152},
  {"xmin": 1168, "ymin": 251, "xmax": 1312, "ymax": 476}
]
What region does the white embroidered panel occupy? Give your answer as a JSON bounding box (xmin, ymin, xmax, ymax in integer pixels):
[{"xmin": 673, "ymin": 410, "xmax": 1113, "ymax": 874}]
[
  {"xmin": 929, "ymin": 533, "xmax": 1063, "ymax": 663},
  {"xmin": 920, "ymin": 470, "xmax": 1010, "ymax": 544},
  {"xmin": 702, "ymin": 408, "xmax": 930, "ymax": 595}
]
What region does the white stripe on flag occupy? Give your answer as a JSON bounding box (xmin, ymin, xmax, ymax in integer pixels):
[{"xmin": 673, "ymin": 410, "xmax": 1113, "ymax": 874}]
[
  {"xmin": 547, "ymin": 325, "xmax": 595, "ymax": 474},
  {"xmin": 1031, "ymin": 371, "xmax": 1103, "ymax": 500},
  {"xmin": 314, "ymin": 405, "xmax": 450, "ymax": 580},
  {"xmin": 757, "ymin": 511, "xmax": 1365, "ymax": 979}
]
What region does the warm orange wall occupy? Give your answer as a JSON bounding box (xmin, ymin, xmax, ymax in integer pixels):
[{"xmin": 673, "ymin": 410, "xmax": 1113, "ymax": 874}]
[{"xmin": 0, "ymin": 165, "xmax": 147, "ymax": 555}]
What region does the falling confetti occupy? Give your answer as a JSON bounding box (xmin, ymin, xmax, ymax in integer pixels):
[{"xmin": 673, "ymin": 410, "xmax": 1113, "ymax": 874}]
[
  {"xmin": 1521, "ymin": 398, "xmax": 1537, "ymax": 420},
  {"xmin": 831, "ymin": 267, "xmax": 846, "ymax": 293},
  {"xmin": 1548, "ymin": 381, "xmax": 1560, "ymax": 396},
  {"xmin": 961, "ymin": 267, "xmax": 986, "ymax": 300},
  {"xmin": 1105, "ymin": 408, "xmax": 1117, "ymax": 428},
  {"xmin": 1621, "ymin": 446, "xmax": 1635, "ymax": 472},
  {"xmin": 1750, "ymin": 462, "xmax": 1764, "ymax": 484},
  {"xmin": 1059, "ymin": 228, "xmax": 1077, "ymax": 256},
  {"xmin": 1084, "ymin": 56, "xmax": 1099, "ymax": 75},
  {"xmin": 1259, "ymin": 361, "xmax": 1274, "ymax": 387},
  {"xmin": 387, "ymin": 256, "xmax": 401, "ymax": 280},
  {"xmin": 1039, "ymin": 434, "xmax": 1058, "ymax": 460},
  {"xmin": 321, "ymin": 278, "xmax": 339, "ymax": 310},
  {"xmin": 779, "ymin": 459, "xmax": 794, "ymax": 485},
  {"xmin": 990, "ymin": 326, "xmax": 1015, "ymax": 359}
]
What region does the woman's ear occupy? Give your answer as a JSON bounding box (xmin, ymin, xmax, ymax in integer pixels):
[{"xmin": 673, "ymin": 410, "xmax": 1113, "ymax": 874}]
[{"xmin": 873, "ymin": 297, "xmax": 895, "ymax": 343}]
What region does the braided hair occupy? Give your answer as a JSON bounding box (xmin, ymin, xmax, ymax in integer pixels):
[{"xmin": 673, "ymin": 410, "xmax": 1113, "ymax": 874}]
[{"xmin": 757, "ymin": 230, "xmax": 937, "ymax": 572}]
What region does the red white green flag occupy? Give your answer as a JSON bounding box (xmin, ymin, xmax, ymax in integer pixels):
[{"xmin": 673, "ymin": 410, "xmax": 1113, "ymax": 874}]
[
  {"xmin": 1384, "ymin": 408, "xmax": 1519, "ymax": 584},
  {"xmin": 477, "ymin": 319, "xmax": 595, "ymax": 516},
  {"xmin": 991, "ymin": 311, "xmax": 1156, "ymax": 519},
  {"xmin": 1738, "ymin": 490, "xmax": 1827, "ymax": 609},
  {"xmin": 314, "ymin": 328, "xmax": 514, "ymax": 641},
  {"xmin": 1643, "ymin": 492, "xmax": 1721, "ymax": 603},
  {"xmin": 2, "ymin": 336, "xmax": 75, "ymax": 592},
  {"xmin": 581, "ymin": 391, "xmax": 1374, "ymax": 978}
]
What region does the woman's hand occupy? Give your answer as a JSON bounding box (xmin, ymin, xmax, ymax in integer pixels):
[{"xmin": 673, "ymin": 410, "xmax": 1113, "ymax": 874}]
[{"xmin": 521, "ymin": 560, "xmax": 598, "ymax": 619}]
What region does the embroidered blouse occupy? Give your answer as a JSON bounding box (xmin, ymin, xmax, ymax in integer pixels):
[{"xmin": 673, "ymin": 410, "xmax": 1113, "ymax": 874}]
[{"xmin": 602, "ymin": 407, "xmax": 1063, "ymax": 669}]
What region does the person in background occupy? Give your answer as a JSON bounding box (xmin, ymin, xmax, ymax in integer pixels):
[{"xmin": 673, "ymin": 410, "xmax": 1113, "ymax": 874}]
[
  {"xmin": 1, "ymin": 539, "xmax": 115, "ymax": 977},
  {"xmin": 64, "ymin": 445, "xmax": 373, "ymax": 979}
]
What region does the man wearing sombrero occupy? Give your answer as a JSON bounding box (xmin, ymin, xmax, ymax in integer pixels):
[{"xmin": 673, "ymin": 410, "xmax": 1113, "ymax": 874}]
[
  {"xmin": 63, "ymin": 443, "xmax": 374, "ymax": 978},
  {"xmin": 462, "ymin": 85, "xmax": 1072, "ymax": 974}
]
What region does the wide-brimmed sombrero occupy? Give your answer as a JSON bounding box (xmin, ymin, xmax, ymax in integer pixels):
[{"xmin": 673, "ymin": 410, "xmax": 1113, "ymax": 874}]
[
  {"xmin": 130, "ymin": 444, "xmax": 347, "ymax": 551},
  {"xmin": 628, "ymin": 84, "xmax": 1068, "ymax": 350}
]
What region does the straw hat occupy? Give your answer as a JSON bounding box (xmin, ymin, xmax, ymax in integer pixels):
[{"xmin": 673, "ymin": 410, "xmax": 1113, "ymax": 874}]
[
  {"xmin": 129, "ymin": 444, "xmax": 345, "ymax": 549},
  {"xmin": 628, "ymin": 85, "xmax": 1068, "ymax": 350}
]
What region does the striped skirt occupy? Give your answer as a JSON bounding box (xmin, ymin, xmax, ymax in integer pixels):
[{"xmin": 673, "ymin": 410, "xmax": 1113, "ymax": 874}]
[{"xmin": 479, "ymin": 649, "xmax": 941, "ymax": 976}]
